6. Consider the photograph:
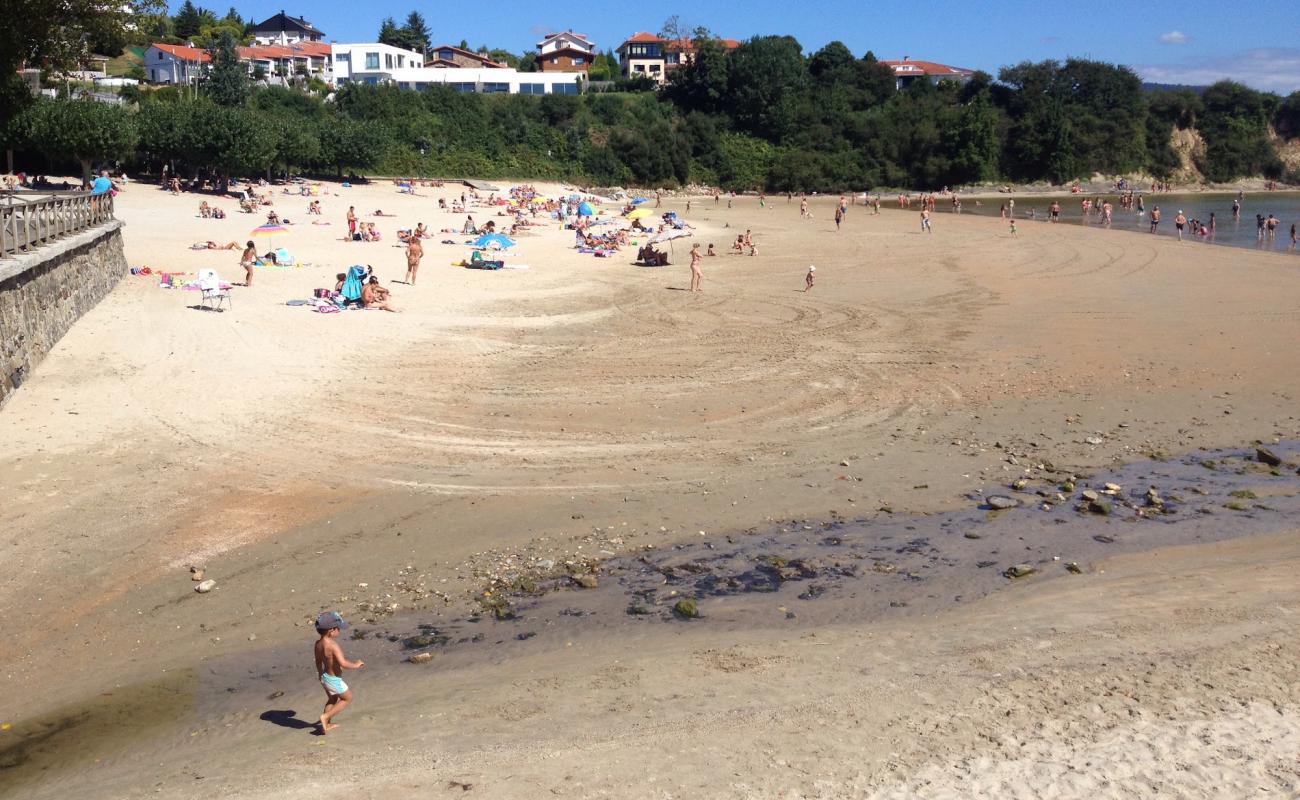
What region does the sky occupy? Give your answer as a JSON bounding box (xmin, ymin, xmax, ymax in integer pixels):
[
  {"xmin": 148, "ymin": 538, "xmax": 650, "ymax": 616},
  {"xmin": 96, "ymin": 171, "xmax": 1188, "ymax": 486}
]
[{"xmin": 223, "ymin": 0, "xmax": 1300, "ymax": 93}]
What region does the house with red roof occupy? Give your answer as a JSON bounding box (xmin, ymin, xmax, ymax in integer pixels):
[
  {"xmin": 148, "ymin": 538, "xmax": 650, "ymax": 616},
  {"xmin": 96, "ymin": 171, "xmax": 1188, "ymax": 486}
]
[
  {"xmin": 664, "ymin": 36, "xmax": 741, "ymax": 73},
  {"xmin": 143, "ymin": 43, "xmax": 210, "ymax": 85},
  {"xmin": 536, "ymin": 31, "xmax": 595, "ymax": 73},
  {"xmin": 617, "ymin": 32, "xmax": 740, "ymax": 85},
  {"xmin": 616, "ymin": 32, "xmax": 667, "ymax": 83},
  {"xmin": 880, "ymin": 57, "xmax": 975, "ymax": 90}
]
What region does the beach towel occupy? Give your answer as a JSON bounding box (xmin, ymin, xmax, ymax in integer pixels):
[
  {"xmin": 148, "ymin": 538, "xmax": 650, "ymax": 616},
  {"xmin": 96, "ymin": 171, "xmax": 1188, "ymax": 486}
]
[{"xmin": 341, "ymin": 266, "xmax": 366, "ymax": 302}]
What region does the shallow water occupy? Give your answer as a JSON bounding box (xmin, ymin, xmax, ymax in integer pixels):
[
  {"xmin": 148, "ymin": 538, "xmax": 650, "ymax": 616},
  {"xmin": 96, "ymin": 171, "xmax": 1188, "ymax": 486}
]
[
  {"xmin": 960, "ymin": 192, "xmax": 1300, "ymax": 254},
  {"xmin": 7, "ymin": 443, "xmax": 1300, "ymax": 795}
]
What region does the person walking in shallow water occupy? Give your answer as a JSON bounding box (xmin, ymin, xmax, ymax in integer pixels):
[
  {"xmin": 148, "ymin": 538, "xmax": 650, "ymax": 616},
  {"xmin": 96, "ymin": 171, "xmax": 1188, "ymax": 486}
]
[{"xmin": 313, "ymin": 611, "xmax": 363, "ymax": 735}]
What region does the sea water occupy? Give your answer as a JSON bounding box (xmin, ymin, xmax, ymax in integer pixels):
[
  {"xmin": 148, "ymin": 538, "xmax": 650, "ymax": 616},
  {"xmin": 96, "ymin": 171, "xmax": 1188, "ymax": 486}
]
[{"xmin": 965, "ymin": 192, "xmax": 1300, "ymax": 254}]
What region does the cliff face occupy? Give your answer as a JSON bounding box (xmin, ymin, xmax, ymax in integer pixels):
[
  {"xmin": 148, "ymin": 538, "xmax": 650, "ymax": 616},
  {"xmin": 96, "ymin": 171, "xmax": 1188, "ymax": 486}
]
[{"xmin": 1169, "ymin": 125, "xmax": 1206, "ymax": 183}]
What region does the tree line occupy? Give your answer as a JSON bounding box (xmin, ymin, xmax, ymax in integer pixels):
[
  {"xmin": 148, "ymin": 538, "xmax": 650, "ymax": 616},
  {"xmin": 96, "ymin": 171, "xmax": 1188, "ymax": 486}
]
[{"xmin": 5, "ymin": 13, "xmax": 1299, "ymax": 191}]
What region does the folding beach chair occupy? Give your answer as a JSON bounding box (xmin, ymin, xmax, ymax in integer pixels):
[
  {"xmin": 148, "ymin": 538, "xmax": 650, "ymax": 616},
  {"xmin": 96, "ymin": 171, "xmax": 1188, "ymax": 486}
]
[{"xmin": 196, "ymin": 268, "xmax": 230, "ymax": 312}]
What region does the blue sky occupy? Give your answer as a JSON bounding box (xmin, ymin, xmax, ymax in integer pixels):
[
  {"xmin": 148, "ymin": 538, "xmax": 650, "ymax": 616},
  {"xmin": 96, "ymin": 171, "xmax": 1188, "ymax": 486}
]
[{"xmin": 226, "ymin": 0, "xmax": 1300, "ymax": 92}]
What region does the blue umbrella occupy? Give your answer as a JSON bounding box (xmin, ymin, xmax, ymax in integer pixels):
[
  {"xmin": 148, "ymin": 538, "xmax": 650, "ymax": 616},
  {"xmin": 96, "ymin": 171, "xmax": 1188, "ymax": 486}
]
[
  {"xmin": 631, "ymin": 197, "xmax": 648, "ymax": 205},
  {"xmin": 473, "ymin": 232, "xmax": 516, "ymax": 250},
  {"xmin": 577, "ymin": 201, "xmax": 595, "ymax": 216}
]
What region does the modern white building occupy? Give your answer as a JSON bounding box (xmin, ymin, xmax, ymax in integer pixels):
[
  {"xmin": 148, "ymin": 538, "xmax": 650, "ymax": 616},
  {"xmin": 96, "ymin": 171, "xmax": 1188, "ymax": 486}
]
[
  {"xmin": 332, "ymin": 43, "xmax": 582, "ymax": 94},
  {"xmin": 143, "ymin": 43, "xmax": 210, "ymax": 85}
]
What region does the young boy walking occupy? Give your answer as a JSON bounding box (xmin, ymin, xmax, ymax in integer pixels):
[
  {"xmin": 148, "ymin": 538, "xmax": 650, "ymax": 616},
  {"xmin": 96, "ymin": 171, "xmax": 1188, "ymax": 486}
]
[
  {"xmin": 314, "ymin": 611, "xmax": 364, "ymax": 735},
  {"xmin": 804, "ymin": 265, "xmax": 816, "ymax": 292}
]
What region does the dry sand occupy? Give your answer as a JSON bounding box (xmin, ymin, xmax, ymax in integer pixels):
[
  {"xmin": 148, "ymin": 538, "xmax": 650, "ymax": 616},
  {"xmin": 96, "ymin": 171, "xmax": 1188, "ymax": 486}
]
[{"xmin": 2, "ymin": 179, "xmax": 1299, "ymax": 798}]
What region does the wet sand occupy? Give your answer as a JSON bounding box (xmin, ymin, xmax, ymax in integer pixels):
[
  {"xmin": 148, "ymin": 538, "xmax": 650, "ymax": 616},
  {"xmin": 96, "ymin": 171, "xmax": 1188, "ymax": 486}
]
[{"xmin": 2, "ymin": 180, "xmax": 1300, "ymax": 798}]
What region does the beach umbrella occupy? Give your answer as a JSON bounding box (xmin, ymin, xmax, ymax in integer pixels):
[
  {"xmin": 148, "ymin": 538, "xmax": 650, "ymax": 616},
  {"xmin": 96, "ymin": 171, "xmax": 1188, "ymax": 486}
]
[
  {"xmin": 650, "ymin": 229, "xmax": 692, "ymax": 243},
  {"xmin": 473, "ymin": 232, "xmax": 516, "ymax": 250},
  {"xmin": 577, "ymin": 201, "xmax": 595, "ymax": 216},
  {"xmin": 626, "ymin": 207, "xmax": 656, "ymax": 220},
  {"xmin": 631, "ymin": 197, "xmax": 648, "ymax": 205},
  {"xmin": 250, "ymin": 222, "xmax": 288, "ymax": 249}
]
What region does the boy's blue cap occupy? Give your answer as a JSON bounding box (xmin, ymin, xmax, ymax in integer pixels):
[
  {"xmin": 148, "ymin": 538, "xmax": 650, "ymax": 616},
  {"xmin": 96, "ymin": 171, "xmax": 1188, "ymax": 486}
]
[{"xmin": 316, "ymin": 611, "xmax": 347, "ymax": 631}]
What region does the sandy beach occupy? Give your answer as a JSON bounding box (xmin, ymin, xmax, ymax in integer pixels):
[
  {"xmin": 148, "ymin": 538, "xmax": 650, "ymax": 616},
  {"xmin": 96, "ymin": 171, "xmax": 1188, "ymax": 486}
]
[{"xmin": 3, "ymin": 178, "xmax": 1300, "ymax": 798}]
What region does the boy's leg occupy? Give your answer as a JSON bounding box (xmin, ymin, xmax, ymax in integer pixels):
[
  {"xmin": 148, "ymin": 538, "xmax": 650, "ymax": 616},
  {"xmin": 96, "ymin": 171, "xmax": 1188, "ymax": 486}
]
[{"xmin": 321, "ymin": 689, "xmax": 352, "ymax": 732}]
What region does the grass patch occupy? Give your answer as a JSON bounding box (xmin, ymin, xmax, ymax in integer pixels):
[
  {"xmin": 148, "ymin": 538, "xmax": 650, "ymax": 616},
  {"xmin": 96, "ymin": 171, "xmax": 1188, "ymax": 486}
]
[{"xmin": 1229, "ymin": 489, "xmax": 1257, "ymax": 500}]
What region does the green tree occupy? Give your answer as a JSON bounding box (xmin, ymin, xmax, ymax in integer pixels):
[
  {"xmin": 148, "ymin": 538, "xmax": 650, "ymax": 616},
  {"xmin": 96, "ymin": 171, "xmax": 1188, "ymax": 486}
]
[
  {"xmin": 1, "ymin": 0, "xmax": 162, "ymax": 120},
  {"xmin": 666, "ymin": 35, "xmax": 730, "ymax": 114},
  {"xmin": 203, "ymin": 31, "xmax": 249, "ymax": 106},
  {"xmin": 403, "ymin": 11, "xmax": 431, "ymax": 53},
  {"xmin": 378, "ymin": 17, "xmax": 403, "ymax": 48},
  {"xmin": 320, "ymin": 118, "xmax": 390, "ymax": 176},
  {"xmin": 173, "ymin": 0, "xmax": 204, "ymax": 39},
  {"xmin": 726, "ymin": 36, "xmax": 807, "ymax": 141},
  {"xmin": 1196, "ymin": 81, "xmax": 1282, "ymax": 181},
  {"xmin": 27, "ymin": 98, "xmax": 138, "ymax": 181}
]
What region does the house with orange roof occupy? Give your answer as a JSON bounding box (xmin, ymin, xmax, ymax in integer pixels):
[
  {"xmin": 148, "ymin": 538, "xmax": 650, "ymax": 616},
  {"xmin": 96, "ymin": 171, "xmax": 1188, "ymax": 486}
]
[
  {"xmin": 664, "ymin": 36, "xmax": 741, "ymax": 73},
  {"xmin": 143, "ymin": 43, "xmax": 210, "ymax": 85},
  {"xmin": 616, "ymin": 32, "xmax": 667, "ymax": 83},
  {"xmin": 536, "ymin": 31, "xmax": 594, "ymax": 73},
  {"xmin": 617, "ymin": 32, "xmax": 741, "ymax": 85},
  {"xmin": 880, "ymin": 57, "xmax": 975, "ymax": 90}
]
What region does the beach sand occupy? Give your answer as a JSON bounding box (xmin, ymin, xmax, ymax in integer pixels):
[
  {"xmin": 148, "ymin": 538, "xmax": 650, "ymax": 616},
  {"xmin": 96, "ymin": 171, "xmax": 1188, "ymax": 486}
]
[{"xmin": 2, "ymin": 180, "xmax": 1299, "ymax": 798}]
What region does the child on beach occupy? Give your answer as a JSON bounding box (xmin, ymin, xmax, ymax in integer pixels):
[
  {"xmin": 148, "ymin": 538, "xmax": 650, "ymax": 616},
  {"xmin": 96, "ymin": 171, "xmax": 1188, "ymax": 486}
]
[
  {"xmin": 920, "ymin": 208, "xmax": 931, "ymax": 233},
  {"xmin": 804, "ymin": 265, "xmax": 816, "ymax": 292},
  {"xmin": 314, "ymin": 611, "xmax": 363, "ymax": 735},
  {"xmin": 1009, "ymin": 219, "xmax": 1017, "ymax": 236}
]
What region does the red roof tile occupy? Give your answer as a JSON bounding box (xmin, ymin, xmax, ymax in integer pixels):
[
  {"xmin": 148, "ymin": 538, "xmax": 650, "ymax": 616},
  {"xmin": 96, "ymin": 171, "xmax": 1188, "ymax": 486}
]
[
  {"xmin": 620, "ymin": 32, "xmax": 664, "ymax": 46},
  {"xmin": 881, "ymin": 59, "xmax": 974, "ymax": 77},
  {"xmin": 151, "ymin": 43, "xmax": 211, "ymax": 62}
]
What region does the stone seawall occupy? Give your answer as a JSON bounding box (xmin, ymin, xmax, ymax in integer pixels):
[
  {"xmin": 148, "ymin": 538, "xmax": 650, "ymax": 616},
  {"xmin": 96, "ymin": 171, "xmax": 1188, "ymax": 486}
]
[{"xmin": 0, "ymin": 221, "xmax": 127, "ymax": 408}]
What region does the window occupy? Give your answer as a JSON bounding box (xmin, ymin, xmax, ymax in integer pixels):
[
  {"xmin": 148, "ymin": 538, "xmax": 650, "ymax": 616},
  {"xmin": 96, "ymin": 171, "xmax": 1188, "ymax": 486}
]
[
  {"xmin": 482, "ymin": 82, "xmax": 509, "ymax": 93},
  {"xmin": 520, "ymin": 83, "xmax": 546, "ymax": 95},
  {"xmin": 398, "ymin": 82, "xmax": 410, "ymax": 90},
  {"xmin": 649, "ymin": 64, "xmax": 661, "ymax": 73},
  {"xmin": 385, "ymin": 54, "xmax": 393, "ymax": 68},
  {"xmin": 666, "ymin": 53, "xmax": 679, "ymax": 65},
  {"xmin": 551, "ymin": 56, "xmax": 558, "ymax": 63},
  {"xmin": 398, "ymin": 55, "xmax": 405, "ymax": 67},
  {"xmin": 553, "ymin": 82, "xmax": 578, "ymax": 95},
  {"xmin": 365, "ymin": 52, "xmax": 379, "ymax": 69},
  {"xmin": 363, "ymin": 76, "xmax": 379, "ymax": 85},
  {"xmin": 439, "ymin": 49, "xmax": 453, "ymax": 61},
  {"xmin": 415, "ymin": 82, "xmax": 428, "ymax": 91},
  {"xmin": 451, "ymin": 82, "xmax": 475, "ymax": 92},
  {"xmin": 573, "ymin": 56, "xmax": 584, "ymax": 65},
  {"xmin": 633, "ymin": 64, "xmax": 644, "ymax": 72},
  {"xmin": 335, "ymin": 52, "xmax": 350, "ymax": 62}
]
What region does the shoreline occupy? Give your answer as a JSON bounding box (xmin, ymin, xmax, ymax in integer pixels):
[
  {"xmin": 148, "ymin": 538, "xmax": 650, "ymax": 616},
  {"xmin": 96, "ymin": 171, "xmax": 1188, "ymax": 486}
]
[{"xmin": 3, "ymin": 175, "xmax": 1300, "ymax": 798}]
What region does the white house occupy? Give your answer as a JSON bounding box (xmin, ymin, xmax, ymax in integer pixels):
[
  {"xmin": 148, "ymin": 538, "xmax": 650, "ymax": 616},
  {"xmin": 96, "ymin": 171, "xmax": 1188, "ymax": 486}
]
[
  {"xmin": 143, "ymin": 43, "xmax": 210, "ymax": 85},
  {"xmin": 331, "ymin": 43, "xmax": 425, "ymax": 83},
  {"xmin": 332, "ymin": 43, "xmax": 583, "ymax": 94},
  {"xmin": 536, "ymin": 31, "xmax": 594, "ymax": 73},
  {"xmin": 880, "ymin": 58, "xmax": 975, "ymax": 90},
  {"xmin": 251, "ymin": 11, "xmax": 326, "ymax": 46}
]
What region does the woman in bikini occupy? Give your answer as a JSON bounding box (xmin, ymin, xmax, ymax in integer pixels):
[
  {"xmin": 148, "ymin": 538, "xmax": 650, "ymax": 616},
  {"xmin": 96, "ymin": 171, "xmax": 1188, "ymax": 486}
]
[{"xmin": 239, "ymin": 241, "xmax": 257, "ymax": 287}]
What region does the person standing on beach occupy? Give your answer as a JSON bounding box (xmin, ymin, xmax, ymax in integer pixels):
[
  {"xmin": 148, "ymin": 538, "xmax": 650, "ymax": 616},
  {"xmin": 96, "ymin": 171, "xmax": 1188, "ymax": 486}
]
[
  {"xmin": 688, "ymin": 243, "xmax": 703, "ymax": 292},
  {"xmin": 1149, "ymin": 206, "xmax": 1161, "ymax": 233},
  {"xmin": 834, "ymin": 204, "xmax": 843, "ymax": 232},
  {"xmin": 314, "ymin": 611, "xmax": 363, "ymax": 735},
  {"xmin": 1174, "ymin": 210, "xmax": 1187, "ymax": 241},
  {"xmin": 804, "ymin": 265, "xmax": 816, "ymax": 292},
  {"xmin": 920, "ymin": 207, "xmax": 931, "ymax": 233},
  {"xmin": 1049, "ymin": 200, "xmax": 1060, "ymax": 223},
  {"xmin": 239, "ymin": 240, "xmax": 256, "ymax": 287},
  {"xmin": 346, "ymin": 206, "xmax": 357, "ymax": 241},
  {"xmin": 404, "ymin": 237, "xmax": 423, "ymax": 285},
  {"xmin": 800, "ymin": 197, "xmax": 809, "ymax": 218}
]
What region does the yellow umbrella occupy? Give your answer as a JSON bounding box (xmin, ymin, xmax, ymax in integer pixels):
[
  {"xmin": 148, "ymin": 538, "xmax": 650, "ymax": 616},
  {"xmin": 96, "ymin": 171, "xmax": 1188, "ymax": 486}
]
[{"xmin": 626, "ymin": 207, "xmax": 656, "ymax": 220}]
